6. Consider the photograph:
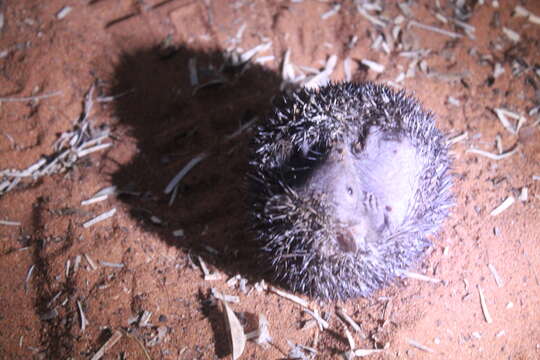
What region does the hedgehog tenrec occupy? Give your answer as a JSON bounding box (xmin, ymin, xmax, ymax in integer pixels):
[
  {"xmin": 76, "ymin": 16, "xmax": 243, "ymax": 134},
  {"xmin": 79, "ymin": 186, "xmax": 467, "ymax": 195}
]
[{"xmin": 248, "ymin": 82, "xmax": 452, "ymax": 300}]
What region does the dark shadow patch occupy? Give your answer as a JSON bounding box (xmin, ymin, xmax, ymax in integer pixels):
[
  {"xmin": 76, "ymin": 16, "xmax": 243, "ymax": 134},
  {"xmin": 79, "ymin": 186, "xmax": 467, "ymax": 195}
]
[
  {"xmin": 108, "ymin": 45, "xmax": 282, "ymax": 283},
  {"xmin": 31, "ymin": 196, "xmax": 78, "ymax": 358}
]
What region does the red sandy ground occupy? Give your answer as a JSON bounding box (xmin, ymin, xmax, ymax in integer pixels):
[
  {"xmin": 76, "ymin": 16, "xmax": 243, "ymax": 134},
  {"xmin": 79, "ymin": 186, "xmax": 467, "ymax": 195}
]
[{"xmin": 0, "ymin": 0, "xmax": 539, "ymax": 359}]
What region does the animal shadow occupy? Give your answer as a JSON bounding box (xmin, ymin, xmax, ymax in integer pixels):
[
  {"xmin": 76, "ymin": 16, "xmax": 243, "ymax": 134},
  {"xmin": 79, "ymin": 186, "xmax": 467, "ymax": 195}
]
[{"xmin": 110, "ymin": 45, "xmax": 282, "ymax": 281}]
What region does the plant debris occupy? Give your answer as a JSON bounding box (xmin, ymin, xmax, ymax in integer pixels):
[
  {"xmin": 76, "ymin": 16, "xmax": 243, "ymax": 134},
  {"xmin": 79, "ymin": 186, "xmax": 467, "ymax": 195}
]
[
  {"xmin": 211, "ymin": 288, "xmax": 240, "ymax": 303},
  {"xmin": 303, "ymin": 308, "xmax": 329, "ymax": 331},
  {"xmin": 400, "ymin": 270, "xmax": 442, "ymax": 283},
  {"xmin": 82, "ymin": 208, "xmax": 117, "ymax": 228},
  {"xmin": 493, "ymin": 108, "xmax": 526, "ymax": 135},
  {"xmin": 0, "ymin": 84, "xmax": 111, "ymax": 196},
  {"xmin": 467, "ymin": 147, "xmax": 518, "ymax": 161},
  {"xmin": 287, "ymin": 340, "xmax": 317, "ymax": 360},
  {"xmin": 77, "ymin": 300, "xmax": 89, "ymax": 332},
  {"xmin": 164, "ymin": 152, "xmax": 208, "ymax": 196},
  {"xmin": 90, "ymin": 330, "xmax": 123, "ymax": 360},
  {"xmin": 245, "ymin": 314, "xmax": 272, "ymax": 348},
  {"xmin": 222, "ymin": 300, "xmax": 246, "ymax": 360},
  {"xmin": 488, "ymin": 264, "xmax": 504, "ymax": 287},
  {"xmin": 197, "ymin": 256, "xmax": 221, "ymax": 281},
  {"xmin": 0, "ymin": 219, "xmax": 21, "ymax": 226},
  {"xmin": 407, "ymin": 338, "xmax": 435, "ymax": 353},
  {"xmin": 409, "ymin": 20, "xmax": 463, "ymax": 39},
  {"xmin": 56, "ymin": 6, "xmax": 72, "ymax": 20},
  {"xmin": 477, "ymin": 285, "xmax": 493, "ymax": 324},
  {"xmin": 490, "ymin": 196, "xmax": 515, "ymax": 216},
  {"xmin": 268, "ymin": 286, "xmax": 309, "ymax": 308},
  {"xmin": 336, "ymin": 307, "xmax": 364, "ymax": 335}
]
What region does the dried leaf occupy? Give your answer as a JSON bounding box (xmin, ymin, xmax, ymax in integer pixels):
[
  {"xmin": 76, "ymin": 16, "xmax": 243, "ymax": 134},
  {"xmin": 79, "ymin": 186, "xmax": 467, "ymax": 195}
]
[{"xmin": 222, "ymin": 301, "xmax": 246, "ymax": 360}]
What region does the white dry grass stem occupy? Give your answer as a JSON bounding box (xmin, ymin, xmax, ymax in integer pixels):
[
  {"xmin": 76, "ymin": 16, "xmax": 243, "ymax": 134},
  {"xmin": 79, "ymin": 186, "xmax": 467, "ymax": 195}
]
[
  {"xmin": 0, "ymin": 90, "xmax": 62, "ymax": 102},
  {"xmin": 352, "ymin": 348, "xmax": 384, "ymax": 357},
  {"xmin": 84, "ymin": 253, "xmax": 98, "ymax": 270},
  {"xmin": 400, "ymin": 270, "xmax": 441, "ymax": 283},
  {"xmin": 198, "ymin": 256, "xmax": 221, "ymax": 281},
  {"xmin": 490, "ymin": 196, "xmax": 515, "ymax": 216},
  {"xmin": 245, "ymin": 314, "xmax": 272, "ymax": 347},
  {"xmin": 56, "ymin": 6, "xmax": 72, "ymax": 19},
  {"xmin": 409, "ymin": 20, "xmax": 463, "ymax": 39},
  {"xmin": 303, "ymin": 308, "xmax": 329, "ymax": 330},
  {"xmin": 361, "ymin": 59, "xmax": 385, "ymax": 73},
  {"xmin": 240, "ymin": 42, "xmax": 272, "ymax": 63},
  {"xmin": 477, "ymin": 285, "xmax": 493, "ymax": 323},
  {"xmin": 222, "ymin": 300, "xmax": 246, "ymax": 360},
  {"xmin": 211, "ymin": 288, "xmax": 240, "ymax": 303},
  {"xmin": 407, "ymin": 338, "xmax": 435, "ymax": 353},
  {"xmin": 304, "ymin": 55, "xmax": 338, "ymax": 88},
  {"xmin": 81, "ymin": 194, "xmax": 108, "ymax": 206},
  {"xmin": 24, "ymin": 264, "xmax": 35, "ymax": 293},
  {"xmin": 344, "ymin": 327, "xmax": 355, "ymax": 350},
  {"xmin": 82, "ymin": 208, "xmax": 117, "ymax": 228},
  {"xmin": 90, "ymin": 330, "xmax": 123, "ymax": 360},
  {"xmin": 0, "ymin": 219, "xmax": 21, "ymax": 226},
  {"xmin": 467, "ymin": 148, "xmax": 518, "ymax": 161},
  {"xmin": 268, "ymin": 286, "xmax": 309, "ymax": 308},
  {"xmin": 164, "ymin": 152, "xmax": 208, "ymax": 194},
  {"xmin": 77, "ymin": 300, "xmax": 89, "ymax": 332},
  {"xmin": 447, "ymin": 132, "xmax": 468, "ymax": 145},
  {"xmin": 488, "ymin": 264, "xmax": 504, "ymax": 287},
  {"xmin": 502, "ymin": 27, "xmax": 520, "ymax": 42},
  {"xmin": 519, "ymin": 187, "xmax": 528, "ymax": 202},
  {"xmin": 336, "ymin": 307, "xmax": 362, "ymax": 334},
  {"xmin": 321, "ymin": 3, "xmax": 340, "ymax": 20},
  {"xmin": 493, "ymin": 108, "xmax": 526, "ymax": 135}
]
